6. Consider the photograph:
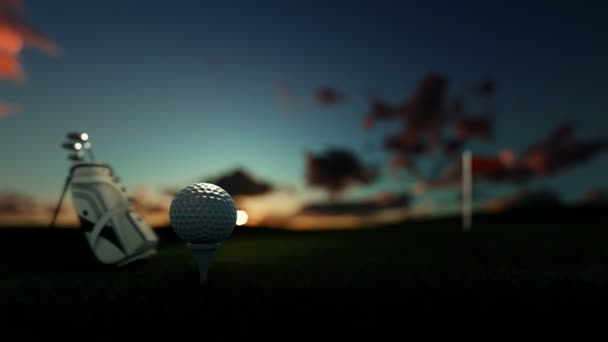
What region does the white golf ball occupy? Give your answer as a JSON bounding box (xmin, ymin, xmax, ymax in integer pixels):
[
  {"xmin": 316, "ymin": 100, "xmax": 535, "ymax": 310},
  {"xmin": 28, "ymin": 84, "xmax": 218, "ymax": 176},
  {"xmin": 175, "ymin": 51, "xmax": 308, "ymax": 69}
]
[{"xmin": 169, "ymin": 183, "xmax": 237, "ymax": 244}]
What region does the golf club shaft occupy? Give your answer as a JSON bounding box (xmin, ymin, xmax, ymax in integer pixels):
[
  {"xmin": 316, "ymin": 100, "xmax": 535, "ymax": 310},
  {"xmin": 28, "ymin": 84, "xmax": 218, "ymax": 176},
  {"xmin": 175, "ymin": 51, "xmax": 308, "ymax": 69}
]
[{"xmin": 87, "ymin": 148, "xmax": 95, "ymax": 161}]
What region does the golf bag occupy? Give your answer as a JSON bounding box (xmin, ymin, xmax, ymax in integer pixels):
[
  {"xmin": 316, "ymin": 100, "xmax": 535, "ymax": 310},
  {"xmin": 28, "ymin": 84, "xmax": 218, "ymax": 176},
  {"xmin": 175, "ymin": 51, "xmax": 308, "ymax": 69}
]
[{"xmin": 53, "ymin": 162, "xmax": 159, "ymax": 266}]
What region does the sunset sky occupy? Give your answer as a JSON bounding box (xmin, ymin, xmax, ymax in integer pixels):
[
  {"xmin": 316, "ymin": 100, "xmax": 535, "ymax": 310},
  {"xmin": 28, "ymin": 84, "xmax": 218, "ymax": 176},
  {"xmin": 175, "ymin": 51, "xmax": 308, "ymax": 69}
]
[{"xmin": 1, "ymin": 0, "xmax": 607, "ymax": 227}]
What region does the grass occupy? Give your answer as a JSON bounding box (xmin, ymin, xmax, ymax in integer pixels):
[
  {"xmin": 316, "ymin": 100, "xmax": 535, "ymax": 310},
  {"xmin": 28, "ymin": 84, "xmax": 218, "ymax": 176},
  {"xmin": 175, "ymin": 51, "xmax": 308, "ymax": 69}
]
[{"xmin": 1, "ymin": 206, "xmax": 607, "ymax": 333}]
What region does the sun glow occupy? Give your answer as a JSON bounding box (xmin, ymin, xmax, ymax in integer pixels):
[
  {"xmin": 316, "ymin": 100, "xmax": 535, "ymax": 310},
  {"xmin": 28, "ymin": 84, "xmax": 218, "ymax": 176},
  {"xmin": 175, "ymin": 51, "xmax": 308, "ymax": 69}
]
[{"xmin": 236, "ymin": 210, "xmax": 249, "ymax": 226}]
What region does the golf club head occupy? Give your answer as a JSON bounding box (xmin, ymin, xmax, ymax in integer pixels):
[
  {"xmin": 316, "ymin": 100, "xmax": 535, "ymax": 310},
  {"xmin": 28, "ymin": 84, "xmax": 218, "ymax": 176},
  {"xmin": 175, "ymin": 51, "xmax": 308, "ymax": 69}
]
[
  {"xmin": 66, "ymin": 132, "xmax": 89, "ymax": 142},
  {"xmin": 62, "ymin": 142, "xmax": 83, "ymax": 151},
  {"xmin": 65, "ymin": 132, "xmax": 94, "ymax": 161}
]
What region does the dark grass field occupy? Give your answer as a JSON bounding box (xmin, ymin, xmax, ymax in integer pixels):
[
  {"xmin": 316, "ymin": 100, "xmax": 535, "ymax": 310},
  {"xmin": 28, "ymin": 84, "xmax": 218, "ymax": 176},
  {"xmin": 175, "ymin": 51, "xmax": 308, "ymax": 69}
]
[{"xmin": 1, "ymin": 206, "xmax": 607, "ymax": 334}]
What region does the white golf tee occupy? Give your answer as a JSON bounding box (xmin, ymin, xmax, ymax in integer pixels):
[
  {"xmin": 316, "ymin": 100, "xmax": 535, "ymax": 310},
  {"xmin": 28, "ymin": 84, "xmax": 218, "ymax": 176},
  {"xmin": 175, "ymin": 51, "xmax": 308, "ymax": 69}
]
[{"xmin": 188, "ymin": 242, "xmax": 220, "ymax": 284}]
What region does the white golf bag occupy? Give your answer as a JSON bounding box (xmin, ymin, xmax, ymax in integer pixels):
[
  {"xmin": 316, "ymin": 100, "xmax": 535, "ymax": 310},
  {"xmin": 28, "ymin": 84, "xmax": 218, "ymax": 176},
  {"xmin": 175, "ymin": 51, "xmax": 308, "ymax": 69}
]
[{"xmin": 56, "ymin": 162, "xmax": 159, "ymax": 266}]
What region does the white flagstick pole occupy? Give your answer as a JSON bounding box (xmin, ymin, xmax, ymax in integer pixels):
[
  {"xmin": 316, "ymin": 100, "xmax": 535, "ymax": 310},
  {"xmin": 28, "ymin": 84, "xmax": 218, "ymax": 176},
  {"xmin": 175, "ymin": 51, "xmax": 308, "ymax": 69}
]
[{"xmin": 462, "ymin": 150, "xmax": 472, "ymax": 232}]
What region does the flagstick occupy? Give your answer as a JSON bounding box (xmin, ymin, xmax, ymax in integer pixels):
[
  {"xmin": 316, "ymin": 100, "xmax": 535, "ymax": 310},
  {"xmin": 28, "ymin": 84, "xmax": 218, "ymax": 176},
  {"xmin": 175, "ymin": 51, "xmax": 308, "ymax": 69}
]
[{"xmin": 462, "ymin": 150, "xmax": 472, "ymax": 232}]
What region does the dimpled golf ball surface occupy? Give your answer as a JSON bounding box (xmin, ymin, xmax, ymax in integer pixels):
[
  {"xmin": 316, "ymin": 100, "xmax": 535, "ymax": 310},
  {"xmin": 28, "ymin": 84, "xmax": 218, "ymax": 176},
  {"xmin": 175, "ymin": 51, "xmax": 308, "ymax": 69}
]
[{"xmin": 170, "ymin": 183, "xmax": 237, "ymax": 243}]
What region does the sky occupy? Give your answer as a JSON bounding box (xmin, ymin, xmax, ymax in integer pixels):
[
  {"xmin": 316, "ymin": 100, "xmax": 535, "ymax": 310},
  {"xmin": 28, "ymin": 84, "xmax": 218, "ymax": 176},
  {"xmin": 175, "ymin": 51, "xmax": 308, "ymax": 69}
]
[{"xmin": 0, "ymin": 0, "xmax": 607, "ymax": 227}]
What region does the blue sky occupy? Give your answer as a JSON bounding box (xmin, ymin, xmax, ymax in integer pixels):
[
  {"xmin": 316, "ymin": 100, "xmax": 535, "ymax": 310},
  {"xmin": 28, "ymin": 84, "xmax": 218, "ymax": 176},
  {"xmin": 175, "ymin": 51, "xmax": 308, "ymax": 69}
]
[{"xmin": 1, "ymin": 0, "xmax": 606, "ymax": 210}]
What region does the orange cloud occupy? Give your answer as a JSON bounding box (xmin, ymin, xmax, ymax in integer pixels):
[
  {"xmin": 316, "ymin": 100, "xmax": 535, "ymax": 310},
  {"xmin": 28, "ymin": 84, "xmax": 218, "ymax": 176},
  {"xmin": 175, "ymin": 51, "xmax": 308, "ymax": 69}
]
[
  {"xmin": 0, "ymin": 0, "xmax": 59, "ymax": 82},
  {"xmin": 0, "ymin": 191, "xmax": 77, "ymax": 227},
  {"xmin": 0, "ymin": 102, "xmax": 19, "ymax": 118}
]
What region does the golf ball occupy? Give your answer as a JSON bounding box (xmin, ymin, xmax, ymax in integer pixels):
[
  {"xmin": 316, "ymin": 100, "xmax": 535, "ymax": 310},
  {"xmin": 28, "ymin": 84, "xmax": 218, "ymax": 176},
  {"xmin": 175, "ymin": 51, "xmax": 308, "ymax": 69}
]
[{"xmin": 169, "ymin": 183, "xmax": 237, "ymax": 244}]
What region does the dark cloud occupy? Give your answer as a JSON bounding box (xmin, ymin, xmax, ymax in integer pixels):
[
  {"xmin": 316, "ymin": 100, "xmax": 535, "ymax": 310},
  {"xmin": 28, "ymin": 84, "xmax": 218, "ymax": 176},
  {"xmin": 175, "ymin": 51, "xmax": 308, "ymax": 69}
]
[
  {"xmin": 581, "ymin": 188, "xmax": 608, "ymax": 205},
  {"xmin": 466, "ymin": 79, "xmax": 497, "ymax": 97},
  {"xmin": 206, "ymin": 168, "xmax": 274, "ymax": 198},
  {"xmin": 161, "ymin": 169, "xmax": 276, "ymax": 199},
  {"xmin": 453, "ymin": 116, "xmax": 493, "ymax": 142},
  {"xmin": 518, "ymin": 121, "xmax": 607, "ymax": 177},
  {"xmin": 441, "ymin": 138, "xmax": 466, "ymax": 156},
  {"xmin": 305, "ymin": 148, "xmax": 377, "ymax": 199},
  {"xmin": 545, "ymin": 120, "xmax": 576, "ymax": 143},
  {"xmin": 481, "ymin": 168, "xmax": 534, "ymax": 184},
  {"xmin": 365, "ymin": 73, "xmax": 450, "ymax": 135},
  {"xmin": 401, "ymin": 73, "xmax": 450, "ymax": 136},
  {"xmin": 383, "ymin": 130, "xmax": 429, "ymax": 155},
  {"xmin": 484, "ymin": 189, "xmax": 561, "ymax": 212},
  {"xmin": 421, "ymin": 120, "xmax": 607, "ymax": 188},
  {"xmin": 364, "ymin": 73, "xmax": 498, "ymax": 177},
  {"xmin": 315, "ymin": 86, "xmax": 343, "ymax": 106},
  {"xmin": 299, "ymin": 193, "xmax": 410, "ymax": 216},
  {"xmin": 0, "ymin": 191, "xmax": 37, "ymax": 214},
  {"xmin": 363, "ymin": 99, "xmax": 401, "ymax": 129},
  {"xmin": 473, "ymin": 121, "xmax": 608, "ymax": 184}
]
